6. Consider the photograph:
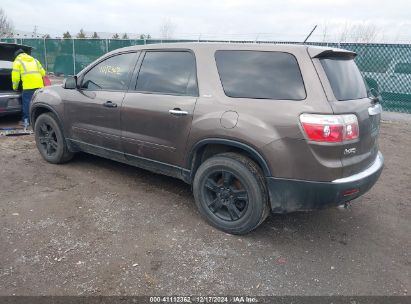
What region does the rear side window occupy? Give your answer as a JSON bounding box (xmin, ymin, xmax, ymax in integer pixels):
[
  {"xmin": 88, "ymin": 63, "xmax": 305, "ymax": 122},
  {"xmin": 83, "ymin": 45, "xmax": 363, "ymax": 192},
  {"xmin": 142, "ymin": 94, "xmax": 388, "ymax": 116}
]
[
  {"xmin": 215, "ymin": 50, "xmax": 306, "ymax": 100},
  {"xmin": 320, "ymin": 57, "xmax": 367, "ymax": 101},
  {"xmin": 136, "ymin": 51, "xmax": 198, "ymax": 96}
]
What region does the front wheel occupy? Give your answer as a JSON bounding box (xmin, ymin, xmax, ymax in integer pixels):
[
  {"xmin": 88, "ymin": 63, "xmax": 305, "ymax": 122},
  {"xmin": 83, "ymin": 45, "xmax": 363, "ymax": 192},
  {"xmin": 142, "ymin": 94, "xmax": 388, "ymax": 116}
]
[
  {"xmin": 193, "ymin": 153, "xmax": 270, "ymax": 235},
  {"xmin": 34, "ymin": 112, "xmax": 74, "ymax": 164}
]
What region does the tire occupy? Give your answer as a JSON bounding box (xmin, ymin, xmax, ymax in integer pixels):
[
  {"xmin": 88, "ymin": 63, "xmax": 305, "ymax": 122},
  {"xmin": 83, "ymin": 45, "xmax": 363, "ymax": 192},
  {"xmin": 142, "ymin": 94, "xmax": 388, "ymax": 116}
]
[
  {"xmin": 193, "ymin": 152, "xmax": 270, "ymax": 235},
  {"xmin": 34, "ymin": 112, "xmax": 74, "ymax": 164}
]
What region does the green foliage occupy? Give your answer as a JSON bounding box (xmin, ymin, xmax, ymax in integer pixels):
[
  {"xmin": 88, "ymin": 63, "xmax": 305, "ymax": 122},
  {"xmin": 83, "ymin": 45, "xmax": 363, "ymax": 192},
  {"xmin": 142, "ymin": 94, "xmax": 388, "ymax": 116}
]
[
  {"xmin": 62, "ymin": 31, "xmax": 71, "ymax": 39},
  {"xmin": 139, "ymin": 34, "xmax": 151, "ymax": 40},
  {"xmin": 76, "ymin": 28, "xmax": 86, "ymax": 39}
]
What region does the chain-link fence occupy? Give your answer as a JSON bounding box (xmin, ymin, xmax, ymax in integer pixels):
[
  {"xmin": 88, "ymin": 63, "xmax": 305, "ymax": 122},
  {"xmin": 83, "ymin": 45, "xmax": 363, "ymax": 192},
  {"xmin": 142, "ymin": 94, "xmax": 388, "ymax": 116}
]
[{"xmin": 1, "ymin": 38, "xmax": 410, "ymax": 113}]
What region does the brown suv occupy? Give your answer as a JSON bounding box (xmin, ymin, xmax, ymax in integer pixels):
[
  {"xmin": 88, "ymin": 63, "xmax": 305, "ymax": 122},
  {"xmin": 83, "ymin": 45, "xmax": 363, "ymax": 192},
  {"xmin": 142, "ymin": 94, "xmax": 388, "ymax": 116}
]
[{"xmin": 30, "ymin": 43, "xmax": 384, "ymax": 234}]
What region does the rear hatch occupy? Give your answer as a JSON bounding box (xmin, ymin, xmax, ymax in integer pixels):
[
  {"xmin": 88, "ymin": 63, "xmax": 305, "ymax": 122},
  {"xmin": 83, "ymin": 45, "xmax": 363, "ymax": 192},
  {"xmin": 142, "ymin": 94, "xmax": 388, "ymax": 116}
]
[
  {"xmin": 312, "ymin": 48, "xmax": 381, "ymax": 177},
  {"xmin": 0, "ymin": 43, "xmax": 32, "ymax": 93},
  {"xmin": 0, "ymin": 43, "xmax": 31, "ymax": 111},
  {"xmin": 0, "ymin": 60, "xmax": 15, "ymax": 92},
  {"xmin": 0, "ymin": 43, "xmax": 32, "ymax": 61}
]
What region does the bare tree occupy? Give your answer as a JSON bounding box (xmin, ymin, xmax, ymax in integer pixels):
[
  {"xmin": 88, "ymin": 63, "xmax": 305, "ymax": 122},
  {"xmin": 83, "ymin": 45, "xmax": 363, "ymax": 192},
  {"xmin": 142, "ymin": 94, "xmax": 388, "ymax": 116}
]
[
  {"xmin": 338, "ymin": 21, "xmax": 351, "ymax": 43},
  {"xmin": 321, "ymin": 21, "xmax": 329, "ymax": 43},
  {"xmin": 338, "ymin": 22, "xmax": 380, "ymax": 43},
  {"xmin": 0, "ymin": 8, "xmax": 14, "ymax": 38},
  {"xmin": 159, "ymin": 18, "xmax": 176, "ymax": 39},
  {"xmin": 352, "ymin": 24, "xmax": 378, "ymax": 43}
]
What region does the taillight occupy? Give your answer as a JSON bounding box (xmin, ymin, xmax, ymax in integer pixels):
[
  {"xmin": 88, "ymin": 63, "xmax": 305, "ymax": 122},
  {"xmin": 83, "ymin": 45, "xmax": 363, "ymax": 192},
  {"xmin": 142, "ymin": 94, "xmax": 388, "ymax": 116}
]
[{"xmin": 300, "ymin": 114, "xmax": 359, "ymax": 143}]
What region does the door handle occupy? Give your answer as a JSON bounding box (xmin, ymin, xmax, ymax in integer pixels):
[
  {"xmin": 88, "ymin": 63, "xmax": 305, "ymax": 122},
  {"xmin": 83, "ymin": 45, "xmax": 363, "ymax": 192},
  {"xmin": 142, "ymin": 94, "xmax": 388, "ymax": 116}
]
[
  {"xmin": 169, "ymin": 108, "xmax": 188, "ymax": 116},
  {"xmin": 103, "ymin": 101, "xmax": 117, "ymax": 108}
]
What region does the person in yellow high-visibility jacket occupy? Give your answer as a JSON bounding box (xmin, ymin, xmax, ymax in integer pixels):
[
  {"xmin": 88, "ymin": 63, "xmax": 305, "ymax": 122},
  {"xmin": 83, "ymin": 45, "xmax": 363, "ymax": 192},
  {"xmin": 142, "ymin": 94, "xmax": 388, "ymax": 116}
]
[{"xmin": 12, "ymin": 49, "xmax": 46, "ymax": 126}]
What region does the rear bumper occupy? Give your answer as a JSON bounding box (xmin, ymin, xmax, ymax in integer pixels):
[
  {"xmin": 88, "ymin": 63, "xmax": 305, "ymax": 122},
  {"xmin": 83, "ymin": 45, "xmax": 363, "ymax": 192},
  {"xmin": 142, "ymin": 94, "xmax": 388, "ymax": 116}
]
[
  {"xmin": 266, "ymin": 152, "xmax": 384, "ymax": 213},
  {"xmin": 0, "ymin": 93, "xmax": 22, "ymax": 116}
]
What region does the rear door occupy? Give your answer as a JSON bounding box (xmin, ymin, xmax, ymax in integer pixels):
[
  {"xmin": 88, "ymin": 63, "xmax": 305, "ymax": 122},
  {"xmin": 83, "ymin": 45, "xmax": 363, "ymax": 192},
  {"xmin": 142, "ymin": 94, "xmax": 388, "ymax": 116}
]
[
  {"xmin": 315, "ymin": 54, "xmax": 381, "ymax": 177},
  {"xmin": 121, "ymin": 50, "xmax": 199, "ymax": 167}
]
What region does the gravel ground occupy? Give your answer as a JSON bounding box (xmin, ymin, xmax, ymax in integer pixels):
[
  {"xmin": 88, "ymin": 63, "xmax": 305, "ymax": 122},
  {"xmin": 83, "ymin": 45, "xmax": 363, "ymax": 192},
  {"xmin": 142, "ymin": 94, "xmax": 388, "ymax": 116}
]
[{"xmin": 0, "ymin": 118, "xmax": 410, "ymax": 296}]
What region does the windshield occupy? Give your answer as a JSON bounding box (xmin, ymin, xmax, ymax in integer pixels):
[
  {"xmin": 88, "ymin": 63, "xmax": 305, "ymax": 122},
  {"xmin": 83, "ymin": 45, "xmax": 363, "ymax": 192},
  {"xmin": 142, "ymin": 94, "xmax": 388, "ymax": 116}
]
[
  {"xmin": 320, "ymin": 57, "xmax": 367, "ymax": 101},
  {"xmin": 0, "ymin": 60, "xmax": 13, "ymax": 69}
]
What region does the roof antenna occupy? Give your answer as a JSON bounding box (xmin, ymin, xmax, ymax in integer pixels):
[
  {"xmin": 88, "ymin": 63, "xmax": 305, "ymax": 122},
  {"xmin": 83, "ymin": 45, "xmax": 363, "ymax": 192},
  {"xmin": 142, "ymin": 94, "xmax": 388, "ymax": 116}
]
[{"xmin": 303, "ymin": 25, "xmax": 317, "ymax": 44}]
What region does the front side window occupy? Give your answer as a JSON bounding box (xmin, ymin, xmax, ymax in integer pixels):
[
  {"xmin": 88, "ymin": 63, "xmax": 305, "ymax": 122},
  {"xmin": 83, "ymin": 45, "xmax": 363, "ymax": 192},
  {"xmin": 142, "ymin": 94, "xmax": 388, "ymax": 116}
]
[
  {"xmin": 215, "ymin": 50, "xmax": 306, "ymax": 100},
  {"xmin": 320, "ymin": 57, "xmax": 368, "ymax": 101},
  {"xmin": 136, "ymin": 51, "xmax": 198, "ymax": 96},
  {"xmin": 81, "ymin": 52, "xmax": 136, "ymax": 91}
]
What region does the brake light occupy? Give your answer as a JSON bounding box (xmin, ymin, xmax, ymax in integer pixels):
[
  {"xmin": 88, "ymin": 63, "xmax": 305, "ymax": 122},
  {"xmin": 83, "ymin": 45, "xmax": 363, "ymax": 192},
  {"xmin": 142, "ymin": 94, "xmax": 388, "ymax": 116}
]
[
  {"xmin": 343, "ymin": 188, "xmax": 360, "ymax": 196},
  {"xmin": 300, "ymin": 114, "xmax": 359, "ymax": 143}
]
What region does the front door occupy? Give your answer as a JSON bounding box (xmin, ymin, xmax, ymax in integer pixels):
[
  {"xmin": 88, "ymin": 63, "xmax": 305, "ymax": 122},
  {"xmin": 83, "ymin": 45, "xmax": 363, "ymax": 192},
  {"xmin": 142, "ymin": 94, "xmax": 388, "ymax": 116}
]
[
  {"xmin": 64, "ymin": 52, "xmax": 137, "ymax": 155},
  {"xmin": 121, "ymin": 50, "xmax": 199, "ymax": 168}
]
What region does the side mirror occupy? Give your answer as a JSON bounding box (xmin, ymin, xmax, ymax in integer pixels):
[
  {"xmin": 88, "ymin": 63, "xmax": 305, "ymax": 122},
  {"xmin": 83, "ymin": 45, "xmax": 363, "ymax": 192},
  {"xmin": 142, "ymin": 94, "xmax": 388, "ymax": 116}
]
[
  {"xmin": 368, "ymin": 87, "xmax": 382, "ymax": 104},
  {"xmin": 64, "ymin": 76, "xmax": 78, "ymax": 89},
  {"xmin": 369, "ymin": 87, "xmax": 378, "ymax": 98}
]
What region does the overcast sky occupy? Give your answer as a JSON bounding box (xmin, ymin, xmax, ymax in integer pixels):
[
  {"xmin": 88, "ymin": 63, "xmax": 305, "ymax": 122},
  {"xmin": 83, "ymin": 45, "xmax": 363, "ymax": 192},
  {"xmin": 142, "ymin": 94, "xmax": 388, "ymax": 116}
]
[{"xmin": 2, "ymin": 0, "xmax": 411, "ymax": 42}]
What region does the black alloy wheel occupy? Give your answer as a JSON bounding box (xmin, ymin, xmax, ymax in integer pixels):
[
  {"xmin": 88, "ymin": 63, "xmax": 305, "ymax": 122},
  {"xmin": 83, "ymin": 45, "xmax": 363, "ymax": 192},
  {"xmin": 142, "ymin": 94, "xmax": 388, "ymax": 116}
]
[
  {"xmin": 203, "ymin": 170, "xmax": 249, "ymax": 221},
  {"xmin": 37, "ymin": 122, "xmax": 59, "ymax": 157},
  {"xmin": 34, "ymin": 112, "xmax": 74, "ymax": 164},
  {"xmin": 193, "ymin": 152, "xmax": 270, "ymax": 235}
]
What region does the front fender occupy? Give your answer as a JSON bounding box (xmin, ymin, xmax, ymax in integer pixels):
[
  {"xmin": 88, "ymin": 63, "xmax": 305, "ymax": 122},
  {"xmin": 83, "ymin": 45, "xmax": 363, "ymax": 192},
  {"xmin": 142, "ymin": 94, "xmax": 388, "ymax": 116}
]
[{"xmin": 30, "ymin": 86, "xmax": 66, "ymax": 135}]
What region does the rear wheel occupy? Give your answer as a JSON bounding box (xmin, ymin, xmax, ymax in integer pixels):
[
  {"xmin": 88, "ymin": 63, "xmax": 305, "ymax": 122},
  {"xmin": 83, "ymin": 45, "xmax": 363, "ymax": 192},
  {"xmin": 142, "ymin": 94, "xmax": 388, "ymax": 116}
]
[
  {"xmin": 193, "ymin": 152, "xmax": 269, "ymax": 235},
  {"xmin": 34, "ymin": 112, "xmax": 73, "ymax": 164}
]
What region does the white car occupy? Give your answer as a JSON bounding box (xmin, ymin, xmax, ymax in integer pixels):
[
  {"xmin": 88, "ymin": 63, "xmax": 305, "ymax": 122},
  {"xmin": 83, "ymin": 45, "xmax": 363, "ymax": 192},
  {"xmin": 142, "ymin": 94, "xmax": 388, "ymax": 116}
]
[
  {"xmin": 0, "ymin": 43, "xmax": 32, "ymax": 116},
  {"xmin": 359, "ymin": 52, "xmax": 411, "ymax": 111}
]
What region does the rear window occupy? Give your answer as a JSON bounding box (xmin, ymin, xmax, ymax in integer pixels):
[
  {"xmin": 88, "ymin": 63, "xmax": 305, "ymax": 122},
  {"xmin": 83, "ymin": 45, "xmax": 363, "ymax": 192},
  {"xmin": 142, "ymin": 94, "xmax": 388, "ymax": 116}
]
[
  {"xmin": 320, "ymin": 57, "xmax": 367, "ymax": 101},
  {"xmin": 215, "ymin": 50, "xmax": 306, "ymax": 100}
]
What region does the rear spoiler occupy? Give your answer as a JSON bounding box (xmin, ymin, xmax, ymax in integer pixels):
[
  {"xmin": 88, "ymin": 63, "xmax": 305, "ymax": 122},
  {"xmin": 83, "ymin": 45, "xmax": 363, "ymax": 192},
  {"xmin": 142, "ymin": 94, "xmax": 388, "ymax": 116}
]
[{"xmin": 308, "ymin": 47, "xmax": 356, "ymax": 59}]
